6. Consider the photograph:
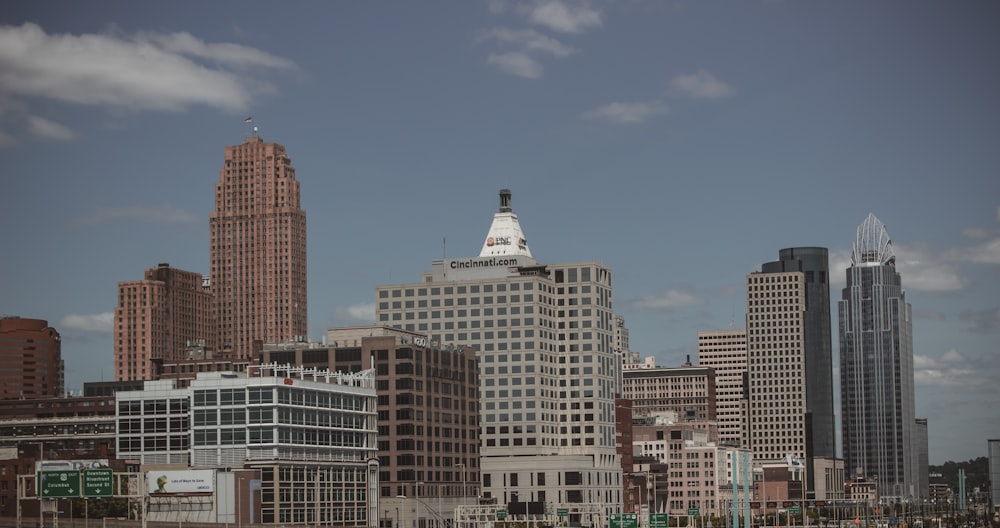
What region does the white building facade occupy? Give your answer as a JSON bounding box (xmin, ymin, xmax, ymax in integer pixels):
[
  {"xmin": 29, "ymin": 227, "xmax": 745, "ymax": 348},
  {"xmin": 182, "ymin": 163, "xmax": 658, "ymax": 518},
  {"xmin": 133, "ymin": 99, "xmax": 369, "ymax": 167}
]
[
  {"xmin": 116, "ymin": 365, "xmax": 378, "ymax": 526},
  {"xmin": 375, "ymin": 190, "xmax": 621, "ymax": 525}
]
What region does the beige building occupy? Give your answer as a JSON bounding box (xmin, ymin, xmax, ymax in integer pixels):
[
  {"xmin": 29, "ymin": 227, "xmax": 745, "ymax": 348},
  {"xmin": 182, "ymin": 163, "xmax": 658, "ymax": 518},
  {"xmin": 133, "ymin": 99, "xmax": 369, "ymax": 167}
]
[
  {"xmin": 631, "ymin": 419, "xmax": 752, "ymax": 518},
  {"xmin": 375, "ymin": 190, "xmax": 620, "ymax": 525},
  {"xmin": 622, "ymin": 362, "xmax": 716, "ymax": 423},
  {"xmin": 114, "ymin": 263, "xmax": 214, "ymax": 381},
  {"xmin": 745, "ymin": 270, "xmax": 807, "ymax": 463},
  {"xmin": 210, "ymin": 135, "xmax": 307, "ymax": 358},
  {"xmin": 697, "ymin": 329, "xmax": 748, "ymax": 448}
]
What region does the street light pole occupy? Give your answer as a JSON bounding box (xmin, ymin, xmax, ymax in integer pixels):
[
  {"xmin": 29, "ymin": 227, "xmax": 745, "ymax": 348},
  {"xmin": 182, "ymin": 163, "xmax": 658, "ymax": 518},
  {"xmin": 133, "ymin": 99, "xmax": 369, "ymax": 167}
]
[{"xmin": 455, "ymin": 464, "xmax": 466, "ymax": 502}]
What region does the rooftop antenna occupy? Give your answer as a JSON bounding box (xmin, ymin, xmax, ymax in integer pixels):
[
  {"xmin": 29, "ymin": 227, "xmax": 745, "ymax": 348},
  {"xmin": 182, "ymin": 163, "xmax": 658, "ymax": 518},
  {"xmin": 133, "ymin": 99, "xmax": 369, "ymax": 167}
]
[
  {"xmin": 244, "ymin": 116, "xmax": 257, "ymax": 138},
  {"xmin": 443, "ymin": 237, "xmax": 446, "ymax": 259}
]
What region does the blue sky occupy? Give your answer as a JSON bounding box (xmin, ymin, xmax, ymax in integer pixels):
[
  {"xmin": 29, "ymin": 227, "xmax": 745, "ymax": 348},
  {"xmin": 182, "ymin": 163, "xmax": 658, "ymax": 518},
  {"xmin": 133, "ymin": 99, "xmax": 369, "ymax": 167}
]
[{"xmin": 1, "ymin": 1, "xmax": 997, "ymax": 465}]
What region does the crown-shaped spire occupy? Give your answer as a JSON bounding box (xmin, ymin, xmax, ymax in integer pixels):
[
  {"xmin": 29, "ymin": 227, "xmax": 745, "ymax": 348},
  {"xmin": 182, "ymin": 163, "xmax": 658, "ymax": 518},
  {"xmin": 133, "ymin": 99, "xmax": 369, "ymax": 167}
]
[{"xmin": 852, "ymin": 213, "xmax": 895, "ymax": 266}]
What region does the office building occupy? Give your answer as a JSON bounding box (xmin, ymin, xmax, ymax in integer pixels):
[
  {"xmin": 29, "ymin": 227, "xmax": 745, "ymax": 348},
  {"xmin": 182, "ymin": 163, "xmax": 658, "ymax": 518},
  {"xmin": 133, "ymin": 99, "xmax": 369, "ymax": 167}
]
[
  {"xmin": 375, "ymin": 189, "xmax": 620, "ymax": 525},
  {"xmin": 622, "ymin": 361, "xmax": 717, "ymax": 423},
  {"xmin": 116, "ymin": 365, "xmax": 377, "ymax": 525},
  {"xmin": 258, "ymin": 326, "xmax": 481, "ymax": 505},
  {"xmin": 746, "ymin": 247, "xmax": 836, "ymax": 498},
  {"xmin": 210, "ymin": 135, "xmax": 307, "ymax": 358},
  {"xmin": 0, "ymin": 316, "xmax": 63, "ymax": 399},
  {"xmin": 839, "ymin": 214, "xmax": 920, "ymax": 499},
  {"xmin": 114, "ymin": 263, "xmax": 215, "ymax": 381},
  {"xmin": 697, "ymin": 329, "xmax": 748, "ymax": 448}
]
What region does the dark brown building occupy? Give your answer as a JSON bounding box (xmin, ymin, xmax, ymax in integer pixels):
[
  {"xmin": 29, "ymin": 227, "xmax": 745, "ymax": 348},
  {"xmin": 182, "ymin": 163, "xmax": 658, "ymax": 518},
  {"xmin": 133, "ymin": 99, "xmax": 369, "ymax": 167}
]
[
  {"xmin": 0, "ymin": 395, "xmax": 122, "ymax": 518},
  {"xmin": 0, "ymin": 317, "xmax": 63, "ymax": 399},
  {"xmin": 260, "ymin": 326, "xmax": 480, "ymax": 500}
]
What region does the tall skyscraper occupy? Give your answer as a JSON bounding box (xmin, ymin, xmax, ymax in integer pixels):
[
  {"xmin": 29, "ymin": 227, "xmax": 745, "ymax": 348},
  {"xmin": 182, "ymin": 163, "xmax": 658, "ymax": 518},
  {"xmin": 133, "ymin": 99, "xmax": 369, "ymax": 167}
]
[
  {"xmin": 0, "ymin": 316, "xmax": 63, "ymax": 398},
  {"xmin": 114, "ymin": 263, "xmax": 215, "ymax": 381},
  {"xmin": 210, "ymin": 135, "xmax": 307, "ymax": 357},
  {"xmin": 746, "ymin": 247, "xmax": 836, "ymax": 497},
  {"xmin": 697, "ymin": 329, "xmax": 748, "ymax": 447},
  {"xmin": 838, "ymin": 214, "xmax": 918, "ymax": 499},
  {"xmin": 375, "ymin": 190, "xmax": 621, "ymax": 523}
]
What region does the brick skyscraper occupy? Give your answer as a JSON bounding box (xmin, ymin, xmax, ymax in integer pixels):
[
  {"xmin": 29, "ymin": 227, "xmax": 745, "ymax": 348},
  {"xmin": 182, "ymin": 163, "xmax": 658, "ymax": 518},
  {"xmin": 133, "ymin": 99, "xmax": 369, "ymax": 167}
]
[
  {"xmin": 0, "ymin": 316, "xmax": 63, "ymax": 398},
  {"xmin": 114, "ymin": 263, "xmax": 214, "ymax": 381},
  {"xmin": 210, "ymin": 135, "xmax": 307, "ymax": 357}
]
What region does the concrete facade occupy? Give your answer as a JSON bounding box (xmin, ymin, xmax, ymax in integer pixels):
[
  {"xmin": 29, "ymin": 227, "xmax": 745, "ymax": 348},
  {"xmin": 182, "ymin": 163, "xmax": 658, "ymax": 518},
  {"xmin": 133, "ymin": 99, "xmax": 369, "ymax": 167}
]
[
  {"xmin": 696, "ymin": 329, "xmax": 748, "ymax": 448},
  {"xmin": 375, "ymin": 190, "xmax": 621, "ymax": 526},
  {"xmin": 622, "ymin": 363, "xmax": 717, "ymax": 423}
]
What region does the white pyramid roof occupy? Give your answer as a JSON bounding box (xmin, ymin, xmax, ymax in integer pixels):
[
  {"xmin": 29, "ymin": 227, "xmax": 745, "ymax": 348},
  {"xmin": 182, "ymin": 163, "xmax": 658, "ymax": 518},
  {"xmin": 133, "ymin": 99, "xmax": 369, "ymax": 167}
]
[{"xmin": 479, "ymin": 189, "xmax": 533, "ymax": 258}]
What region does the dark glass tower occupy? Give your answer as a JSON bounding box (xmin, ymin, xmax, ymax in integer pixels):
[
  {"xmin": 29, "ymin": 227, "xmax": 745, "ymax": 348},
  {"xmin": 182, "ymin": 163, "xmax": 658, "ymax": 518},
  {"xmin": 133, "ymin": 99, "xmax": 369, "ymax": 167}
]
[
  {"xmin": 838, "ymin": 214, "xmax": 917, "ymax": 499},
  {"xmin": 761, "ymin": 247, "xmax": 837, "ymax": 461}
]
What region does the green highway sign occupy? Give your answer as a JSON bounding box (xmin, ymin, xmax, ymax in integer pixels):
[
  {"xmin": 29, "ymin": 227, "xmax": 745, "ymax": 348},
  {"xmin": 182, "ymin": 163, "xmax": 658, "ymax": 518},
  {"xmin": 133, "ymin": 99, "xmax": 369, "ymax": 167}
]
[
  {"xmin": 83, "ymin": 469, "xmax": 114, "ymax": 497},
  {"xmin": 496, "ymin": 510, "xmax": 507, "ymax": 520},
  {"xmin": 650, "ymin": 513, "xmax": 669, "ymax": 528},
  {"xmin": 687, "ymin": 509, "xmax": 700, "ymax": 516},
  {"xmin": 38, "ymin": 470, "xmax": 81, "ymax": 498},
  {"xmin": 788, "ymin": 507, "xmax": 802, "ymax": 515},
  {"xmin": 557, "ymin": 509, "xmax": 569, "ymax": 517},
  {"xmin": 611, "ymin": 513, "xmax": 639, "ymax": 528}
]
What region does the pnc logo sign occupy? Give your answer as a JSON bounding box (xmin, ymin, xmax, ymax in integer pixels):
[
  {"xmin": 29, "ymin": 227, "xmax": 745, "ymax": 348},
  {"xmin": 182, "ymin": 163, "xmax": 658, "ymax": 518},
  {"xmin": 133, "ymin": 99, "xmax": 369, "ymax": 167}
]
[{"xmin": 486, "ymin": 236, "xmax": 511, "ymax": 246}]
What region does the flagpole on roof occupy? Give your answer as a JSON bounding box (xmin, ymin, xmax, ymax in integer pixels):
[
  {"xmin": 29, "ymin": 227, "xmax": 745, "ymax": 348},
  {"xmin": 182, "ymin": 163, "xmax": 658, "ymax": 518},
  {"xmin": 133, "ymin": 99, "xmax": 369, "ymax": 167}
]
[{"xmin": 244, "ymin": 116, "xmax": 257, "ymax": 138}]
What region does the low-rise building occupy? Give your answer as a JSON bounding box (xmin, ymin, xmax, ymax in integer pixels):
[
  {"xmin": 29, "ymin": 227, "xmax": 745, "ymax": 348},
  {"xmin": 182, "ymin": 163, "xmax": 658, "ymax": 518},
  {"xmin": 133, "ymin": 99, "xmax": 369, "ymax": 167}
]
[{"xmin": 116, "ymin": 364, "xmax": 378, "ymax": 526}]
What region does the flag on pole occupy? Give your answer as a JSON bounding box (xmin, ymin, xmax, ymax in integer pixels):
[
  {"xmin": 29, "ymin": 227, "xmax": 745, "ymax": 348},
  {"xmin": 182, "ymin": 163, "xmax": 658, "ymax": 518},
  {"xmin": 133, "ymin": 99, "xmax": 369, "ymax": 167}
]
[{"xmin": 244, "ymin": 117, "xmax": 253, "ymax": 124}]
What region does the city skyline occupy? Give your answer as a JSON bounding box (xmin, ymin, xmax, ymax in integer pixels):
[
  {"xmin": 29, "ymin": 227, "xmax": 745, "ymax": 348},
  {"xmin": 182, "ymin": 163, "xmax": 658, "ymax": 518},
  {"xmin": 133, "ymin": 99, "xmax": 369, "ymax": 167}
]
[{"xmin": 1, "ymin": 1, "xmax": 998, "ymax": 465}]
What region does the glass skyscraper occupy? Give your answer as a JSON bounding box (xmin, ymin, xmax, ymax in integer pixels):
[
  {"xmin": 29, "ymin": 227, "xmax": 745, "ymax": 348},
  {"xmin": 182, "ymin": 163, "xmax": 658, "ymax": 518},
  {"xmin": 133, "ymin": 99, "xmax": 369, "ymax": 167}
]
[{"xmin": 838, "ymin": 213, "xmax": 918, "ymax": 499}]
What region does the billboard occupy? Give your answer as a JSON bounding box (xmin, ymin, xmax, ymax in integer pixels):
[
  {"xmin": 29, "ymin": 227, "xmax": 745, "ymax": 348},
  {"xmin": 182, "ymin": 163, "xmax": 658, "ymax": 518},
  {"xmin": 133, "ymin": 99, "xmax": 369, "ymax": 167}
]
[
  {"xmin": 147, "ymin": 470, "xmax": 214, "ymax": 494},
  {"xmin": 36, "ymin": 459, "xmax": 110, "ymax": 472}
]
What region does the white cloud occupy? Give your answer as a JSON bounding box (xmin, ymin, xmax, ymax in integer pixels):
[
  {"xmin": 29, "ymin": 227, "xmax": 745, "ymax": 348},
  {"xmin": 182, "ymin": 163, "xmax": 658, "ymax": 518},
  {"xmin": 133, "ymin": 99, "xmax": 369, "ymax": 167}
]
[
  {"xmin": 60, "ymin": 312, "xmax": 114, "ymax": 334},
  {"xmin": 893, "ymin": 243, "xmax": 967, "ymax": 292},
  {"xmin": 487, "ymin": 52, "xmax": 544, "ymax": 79},
  {"xmin": 135, "ymin": 31, "xmax": 296, "ymax": 70},
  {"xmin": 913, "ymin": 349, "xmax": 996, "ymax": 388},
  {"xmin": 945, "ymin": 237, "xmax": 1000, "ymax": 264},
  {"xmin": 524, "ymin": 0, "xmax": 603, "ymax": 34},
  {"xmin": 0, "ymin": 22, "xmax": 295, "ymax": 117},
  {"xmin": 627, "ymin": 289, "xmax": 701, "ymax": 311},
  {"xmin": 583, "ymin": 100, "xmax": 668, "ymax": 124},
  {"xmin": 26, "ymin": 115, "xmax": 75, "ymax": 141},
  {"xmin": 669, "ymin": 70, "xmax": 735, "ymax": 99},
  {"xmin": 76, "ymin": 203, "xmax": 199, "ymax": 226},
  {"xmin": 334, "ymin": 302, "xmax": 376, "ymax": 324},
  {"xmin": 479, "ymin": 27, "xmax": 576, "ymax": 57}
]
